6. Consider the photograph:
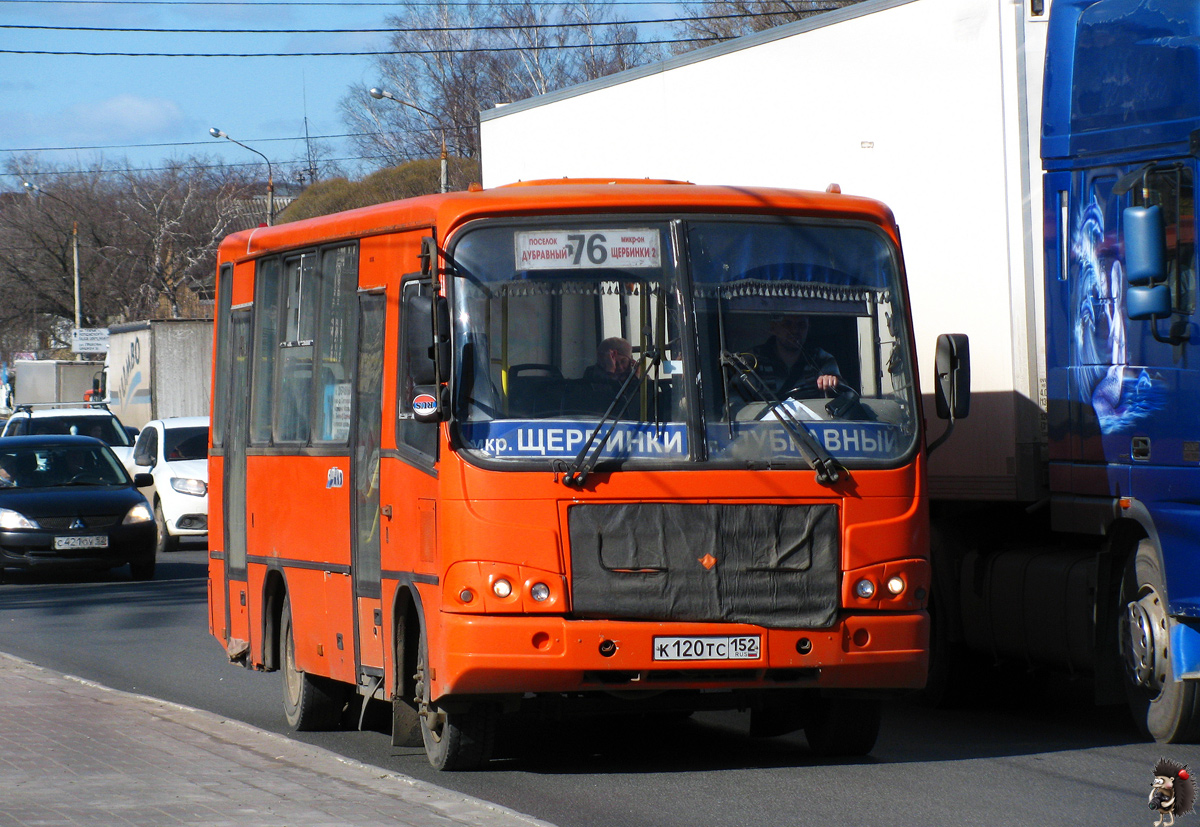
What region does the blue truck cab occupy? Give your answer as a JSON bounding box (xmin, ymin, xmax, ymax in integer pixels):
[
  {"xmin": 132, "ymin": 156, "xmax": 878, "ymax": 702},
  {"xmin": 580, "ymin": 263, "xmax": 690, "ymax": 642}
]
[{"xmin": 1043, "ymin": 0, "xmax": 1200, "ymax": 741}]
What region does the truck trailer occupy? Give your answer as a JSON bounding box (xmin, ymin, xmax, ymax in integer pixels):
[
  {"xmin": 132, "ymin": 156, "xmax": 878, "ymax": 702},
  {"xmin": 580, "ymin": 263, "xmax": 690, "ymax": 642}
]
[
  {"xmin": 104, "ymin": 320, "xmax": 213, "ymax": 432},
  {"xmin": 479, "ymin": 0, "xmax": 1200, "ymax": 742}
]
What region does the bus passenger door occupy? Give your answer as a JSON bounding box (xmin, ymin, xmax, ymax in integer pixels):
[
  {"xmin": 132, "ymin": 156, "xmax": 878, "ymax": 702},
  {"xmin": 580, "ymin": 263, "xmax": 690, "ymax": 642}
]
[
  {"xmin": 351, "ymin": 291, "xmax": 386, "ymax": 674},
  {"xmin": 222, "ymin": 307, "xmax": 252, "ymax": 654}
]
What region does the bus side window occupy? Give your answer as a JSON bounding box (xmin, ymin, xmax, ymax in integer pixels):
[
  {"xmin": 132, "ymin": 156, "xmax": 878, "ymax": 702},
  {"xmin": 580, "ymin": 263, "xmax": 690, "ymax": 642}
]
[{"xmin": 397, "ymin": 278, "xmax": 438, "ymax": 462}]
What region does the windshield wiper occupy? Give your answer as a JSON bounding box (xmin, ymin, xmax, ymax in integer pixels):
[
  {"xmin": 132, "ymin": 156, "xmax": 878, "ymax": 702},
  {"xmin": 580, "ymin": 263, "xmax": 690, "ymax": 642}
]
[
  {"xmin": 719, "ymin": 350, "xmax": 845, "ymax": 486},
  {"xmin": 561, "ymin": 346, "xmax": 660, "ymax": 488}
]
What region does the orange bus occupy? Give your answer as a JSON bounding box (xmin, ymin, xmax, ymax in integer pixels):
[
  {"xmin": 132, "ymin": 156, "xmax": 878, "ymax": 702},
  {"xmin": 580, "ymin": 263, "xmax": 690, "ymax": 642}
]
[{"xmin": 207, "ymin": 179, "xmax": 962, "ymax": 769}]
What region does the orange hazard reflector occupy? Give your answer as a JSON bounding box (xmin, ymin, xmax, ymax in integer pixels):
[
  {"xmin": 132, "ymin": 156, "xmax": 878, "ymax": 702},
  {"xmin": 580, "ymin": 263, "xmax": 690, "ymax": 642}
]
[
  {"xmin": 1119, "ymin": 497, "xmax": 1133, "ymax": 510},
  {"xmin": 698, "ymin": 553, "xmax": 717, "ymax": 570}
]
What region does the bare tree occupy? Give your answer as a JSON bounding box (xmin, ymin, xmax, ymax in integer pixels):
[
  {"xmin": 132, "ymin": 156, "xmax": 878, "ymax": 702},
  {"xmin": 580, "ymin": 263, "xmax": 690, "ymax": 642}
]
[
  {"xmin": 672, "ymin": 0, "xmax": 867, "ymax": 49},
  {"xmin": 342, "ymin": 0, "xmax": 654, "ymax": 181},
  {"xmin": 110, "ymin": 161, "xmax": 259, "ymax": 319},
  {"xmin": 0, "ymin": 158, "xmax": 259, "ymax": 360}
]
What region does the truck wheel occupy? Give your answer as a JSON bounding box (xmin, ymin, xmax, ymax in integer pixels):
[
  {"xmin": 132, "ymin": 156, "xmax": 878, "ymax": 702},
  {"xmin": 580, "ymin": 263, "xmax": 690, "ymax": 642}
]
[
  {"xmin": 416, "ymin": 636, "xmax": 496, "ymax": 770},
  {"xmin": 281, "ymin": 599, "xmax": 345, "ymax": 731},
  {"xmin": 1120, "ymin": 540, "xmax": 1200, "ymax": 742},
  {"xmin": 154, "ymin": 501, "xmax": 179, "ymax": 554},
  {"xmin": 803, "ymin": 696, "xmax": 881, "ymax": 757}
]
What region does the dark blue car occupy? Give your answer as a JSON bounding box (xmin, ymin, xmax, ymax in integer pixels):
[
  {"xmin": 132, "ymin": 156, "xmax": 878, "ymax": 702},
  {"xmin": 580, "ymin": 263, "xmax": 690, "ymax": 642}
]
[{"xmin": 0, "ymin": 435, "xmax": 157, "ymax": 580}]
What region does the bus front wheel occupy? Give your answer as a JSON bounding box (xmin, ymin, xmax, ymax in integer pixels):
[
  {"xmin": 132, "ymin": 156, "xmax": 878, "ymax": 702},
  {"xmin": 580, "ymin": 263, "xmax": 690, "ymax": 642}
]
[
  {"xmin": 803, "ymin": 696, "xmax": 881, "ymax": 757},
  {"xmin": 416, "ymin": 636, "xmax": 496, "ymax": 770},
  {"xmin": 281, "ymin": 600, "xmax": 346, "ymax": 731}
]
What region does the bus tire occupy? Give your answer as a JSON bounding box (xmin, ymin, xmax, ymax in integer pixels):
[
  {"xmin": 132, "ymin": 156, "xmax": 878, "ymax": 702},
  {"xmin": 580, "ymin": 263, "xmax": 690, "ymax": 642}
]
[
  {"xmin": 416, "ymin": 636, "xmax": 496, "ymax": 770},
  {"xmin": 281, "ymin": 599, "xmax": 345, "ymax": 731},
  {"xmin": 1120, "ymin": 540, "xmax": 1200, "ymax": 743},
  {"xmin": 803, "ymin": 696, "xmax": 881, "ymax": 757}
]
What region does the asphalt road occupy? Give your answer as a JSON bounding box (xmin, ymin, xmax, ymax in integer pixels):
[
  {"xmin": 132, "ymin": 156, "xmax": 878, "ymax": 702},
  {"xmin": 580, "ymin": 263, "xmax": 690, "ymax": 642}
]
[{"xmin": 0, "ymin": 549, "xmax": 1189, "ymax": 826}]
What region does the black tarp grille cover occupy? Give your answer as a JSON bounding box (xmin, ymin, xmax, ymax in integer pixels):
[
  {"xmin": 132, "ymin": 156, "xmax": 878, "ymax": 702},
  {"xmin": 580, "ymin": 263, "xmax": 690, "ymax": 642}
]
[{"xmin": 568, "ymin": 503, "xmax": 840, "ymax": 629}]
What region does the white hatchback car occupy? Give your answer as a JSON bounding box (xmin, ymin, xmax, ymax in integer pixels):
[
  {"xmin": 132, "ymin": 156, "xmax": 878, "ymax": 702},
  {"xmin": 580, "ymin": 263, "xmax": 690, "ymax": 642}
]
[{"xmin": 127, "ymin": 416, "xmax": 209, "ymax": 553}]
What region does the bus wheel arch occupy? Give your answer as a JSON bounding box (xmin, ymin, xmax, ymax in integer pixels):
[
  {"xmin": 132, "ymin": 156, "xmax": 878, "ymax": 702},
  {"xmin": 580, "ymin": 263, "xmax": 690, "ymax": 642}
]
[
  {"xmin": 391, "ymin": 586, "xmax": 423, "ymax": 748},
  {"xmin": 262, "ymin": 570, "xmax": 286, "ymax": 672}
]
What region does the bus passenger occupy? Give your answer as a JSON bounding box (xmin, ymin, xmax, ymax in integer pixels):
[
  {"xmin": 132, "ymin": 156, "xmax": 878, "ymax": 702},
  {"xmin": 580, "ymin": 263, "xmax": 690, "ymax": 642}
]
[{"xmin": 752, "ymin": 315, "xmax": 841, "ymax": 398}]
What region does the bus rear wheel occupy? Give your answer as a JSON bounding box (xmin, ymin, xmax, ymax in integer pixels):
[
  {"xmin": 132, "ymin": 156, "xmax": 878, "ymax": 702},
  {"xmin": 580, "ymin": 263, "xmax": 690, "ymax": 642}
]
[
  {"xmin": 1120, "ymin": 540, "xmax": 1200, "ymax": 743},
  {"xmin": 803, "ymin": 696, "xmax": 881, "ymax": 757},
  {"xmin": 416, "ymin": 637, "xmax": 496, "ymax": 770},
  {"xmin": 281, "ymin": 600, "xmax": 345, "ymax": 731}
]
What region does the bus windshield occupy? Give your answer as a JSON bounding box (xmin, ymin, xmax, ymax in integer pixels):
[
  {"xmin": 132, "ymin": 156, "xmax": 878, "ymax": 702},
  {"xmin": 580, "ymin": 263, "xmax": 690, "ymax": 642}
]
[{"xmin": 450, "ymin": 215, "xmax": 918, "ymax": 470}]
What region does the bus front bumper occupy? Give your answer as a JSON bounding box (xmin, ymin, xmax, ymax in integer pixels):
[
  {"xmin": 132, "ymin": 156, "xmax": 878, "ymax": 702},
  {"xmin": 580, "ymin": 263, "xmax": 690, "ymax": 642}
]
[{"xmin": 435, "ymin": 611, "xmax": 928, "ymax": 697}]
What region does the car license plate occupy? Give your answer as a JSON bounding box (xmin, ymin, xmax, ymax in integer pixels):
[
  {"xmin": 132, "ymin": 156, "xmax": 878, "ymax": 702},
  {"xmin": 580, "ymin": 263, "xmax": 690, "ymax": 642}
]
[
  {"xmin": 653, "ymin": 635, "xmax": 761, "ymax": 661},
  {"xmin": 53, "ymin": 535, "xmax": 109, "ymax": 550}
]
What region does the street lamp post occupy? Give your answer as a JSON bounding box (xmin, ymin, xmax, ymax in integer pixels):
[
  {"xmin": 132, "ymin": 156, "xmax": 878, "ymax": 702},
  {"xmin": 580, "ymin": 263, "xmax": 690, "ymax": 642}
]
[
  {"xmin": 368, "ymin": 87, "xmax": 448, "ymax": 194},
  {"xmin": 209, "ymin": 127, "xmax": 276, "ymax": 225},
  {"xmin": 22, "ymin": 182, "xmax": 82, "ymax": 334}
]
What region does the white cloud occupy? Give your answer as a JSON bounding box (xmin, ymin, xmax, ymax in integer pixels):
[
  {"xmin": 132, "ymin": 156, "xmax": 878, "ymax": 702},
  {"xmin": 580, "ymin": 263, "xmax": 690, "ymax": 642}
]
[{"xmin": 64, "ymin": 94, "xmax": 187, "ymax": 142}]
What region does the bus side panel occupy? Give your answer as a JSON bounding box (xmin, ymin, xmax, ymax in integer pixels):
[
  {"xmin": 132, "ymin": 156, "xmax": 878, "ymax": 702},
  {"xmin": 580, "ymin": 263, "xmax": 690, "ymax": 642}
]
[{"xmin": 247, "ymin": 453, "xmax": 354, "ymax": 683}]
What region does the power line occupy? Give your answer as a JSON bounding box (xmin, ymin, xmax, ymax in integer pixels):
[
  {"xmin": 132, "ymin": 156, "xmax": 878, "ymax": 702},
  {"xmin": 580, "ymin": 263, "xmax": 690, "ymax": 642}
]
[
  {"xmin": 0, "ymin": 9, "xmax": 821, "ymax": 33},
  {"xmin": 1, "ymin": 132, "xmax": 385, "ymax": 153},
  {"xmin": 0, "ymin": 36, "xmax": 717, "ymax": 56},
  {"xmin": 1, "ymin": 0, "xmax": 720, "ymax": 5}
]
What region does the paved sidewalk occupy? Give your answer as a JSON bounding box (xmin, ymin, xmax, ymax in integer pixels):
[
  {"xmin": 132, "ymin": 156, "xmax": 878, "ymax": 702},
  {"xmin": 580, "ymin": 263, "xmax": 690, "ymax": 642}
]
[{"xmin": 0, "ymin": 653, "xmax": 554, "ymax": 827}]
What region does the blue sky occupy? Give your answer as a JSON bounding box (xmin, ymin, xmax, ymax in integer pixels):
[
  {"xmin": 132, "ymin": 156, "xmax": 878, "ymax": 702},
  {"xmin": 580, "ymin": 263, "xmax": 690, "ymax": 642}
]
[
  {"xmin": 0, "ymin": 0, "xmax": 399, "ymax": 183},
  {"xmin": 0, "ymin": 0, "xmax": 682, "ymax": 189}
]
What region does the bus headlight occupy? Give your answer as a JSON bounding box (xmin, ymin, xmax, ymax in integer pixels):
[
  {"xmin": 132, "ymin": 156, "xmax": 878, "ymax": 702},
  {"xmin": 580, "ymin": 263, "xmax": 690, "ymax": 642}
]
[
  {"xmin": 530, "ymin": 582, "xmax": 550, "ymax": 602},
  {"xmin": 854, "ymin": 578, "xmax": 876, "ymax": 599},
  {"xmin": 492, "ymin": 578, "xmax": 513, "ymax": 599}
]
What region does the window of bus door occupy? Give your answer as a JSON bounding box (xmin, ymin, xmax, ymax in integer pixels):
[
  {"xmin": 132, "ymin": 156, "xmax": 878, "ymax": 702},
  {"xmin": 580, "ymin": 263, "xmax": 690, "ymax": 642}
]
[
  {"xmin": 250, "ymin": 257, "xmax": 281, "ymax": 445},
  {"xmin": 449, "ymin": 220, "xmax": 689, "ymax": 467},
  {"xmin": 688, "ymin": 218, "xmax": 919, "ymax": 469}
]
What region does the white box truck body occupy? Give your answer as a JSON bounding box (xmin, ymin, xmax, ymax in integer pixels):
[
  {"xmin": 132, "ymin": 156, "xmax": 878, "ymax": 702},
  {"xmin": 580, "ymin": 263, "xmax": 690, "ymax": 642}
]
[
  {"xmin": 12, "ymin": 360, "xmax": 100, "ymax": 406},
  {"xmin": 106, "ymin": 320, "xmax": 213, "ymax": 432}
]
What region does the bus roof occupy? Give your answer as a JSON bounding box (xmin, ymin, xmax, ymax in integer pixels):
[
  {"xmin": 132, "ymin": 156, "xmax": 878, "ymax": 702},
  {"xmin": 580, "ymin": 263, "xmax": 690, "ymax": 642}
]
[{"xmin": 218, "ymin": 179, "xmax": 900, "ymax": 263}]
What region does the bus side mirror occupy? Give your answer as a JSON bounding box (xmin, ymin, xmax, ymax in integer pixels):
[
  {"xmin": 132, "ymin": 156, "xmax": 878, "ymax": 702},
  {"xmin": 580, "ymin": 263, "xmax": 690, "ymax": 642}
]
[
  {"xmin": 404, "ymin": 292, "xmax": 451, "ymax": 422},
  {"xmin": 934, "ymin": 333, "xmax": 970, "ymax": 421}
]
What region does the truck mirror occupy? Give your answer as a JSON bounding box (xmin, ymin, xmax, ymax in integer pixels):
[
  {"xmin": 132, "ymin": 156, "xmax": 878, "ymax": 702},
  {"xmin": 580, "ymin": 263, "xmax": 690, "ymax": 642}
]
[
  {"xmin": 934, "ymin": 333, "xmax": 970, "ymax": 421},
  {"xmin": 1127, "ymin": 284, "xmax": 1172, "ymax": 320},
  {"xmin": 1123, "ymin": 205, "xmax": 1165, "ymax": 286}
]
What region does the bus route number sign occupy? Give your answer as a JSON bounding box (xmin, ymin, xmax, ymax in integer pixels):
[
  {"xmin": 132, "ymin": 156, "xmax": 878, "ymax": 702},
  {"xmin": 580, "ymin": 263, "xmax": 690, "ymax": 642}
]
[
  {"xmin": 653, "ymin": 635, "xmax": 761, "ymax": 661},
  {"xmin": 515, "ymin": 229, "xmax": 661, "ymax": 270}
]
